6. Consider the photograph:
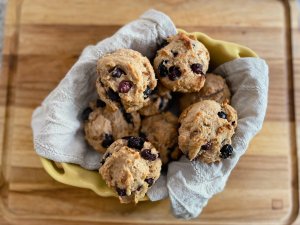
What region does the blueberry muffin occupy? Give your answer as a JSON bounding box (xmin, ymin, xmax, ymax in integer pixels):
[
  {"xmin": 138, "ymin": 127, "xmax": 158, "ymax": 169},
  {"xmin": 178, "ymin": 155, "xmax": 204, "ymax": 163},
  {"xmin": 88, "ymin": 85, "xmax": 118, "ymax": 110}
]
[
  {"xmin": 153, "ymin": 32, "xmax": 210, "ymax": 92},
  {"xmin": 140, "ymin": 112, "xmax": 181, "ymax": 164},
  {"xmin": 179, "ymin": 73, "xmax": 231, "ymax": 111},
  {"xmin": 83, "ymin": 99, "xmax": 141, "ymax": 153},
  {"xmin": 178, "ymin": 100, "xmax": 237, "ymax": 163},
  {"xmin": 96, "ymin": 49, "xmax": 157, "ymax": 113},
  {"xmin": 99, "ymin": 137, "xmax": 162, "ymax": 203},
  {"xmin": 138, "ymin": 84, "xmax": 172, "ymax": 116}
]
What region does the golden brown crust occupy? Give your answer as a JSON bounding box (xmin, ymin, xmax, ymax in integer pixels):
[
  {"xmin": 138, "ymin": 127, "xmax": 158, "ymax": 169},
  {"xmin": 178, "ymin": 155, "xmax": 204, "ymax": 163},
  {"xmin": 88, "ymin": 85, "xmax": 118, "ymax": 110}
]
[
  {"xmin": 99, "ymin": 139, "xmax": 162, "ymax": 203},
  {"xmin": 179, "ymin": 73, "xmax": 231, "ymax": 111},
  {"xmin": 141, "ymin": 112, "xmax": 181, "ymax": 164},
  {"xmin": 153, "ymin": 32, "xmax": 210, "ymax": 92},
  {"xmin": 178, "ymin": 100, "xmax": 237, "ymax": 163},
  {"xmin": 96, "ymin": 49, "xmax": 157, "ymax": 113},
  {"xmin": 84, "ymin": 101, "xmax": 141, "ymax": 153},
  {"xmin": 138, "ymin": 84, "xmax": 172, "ymax": 116}
]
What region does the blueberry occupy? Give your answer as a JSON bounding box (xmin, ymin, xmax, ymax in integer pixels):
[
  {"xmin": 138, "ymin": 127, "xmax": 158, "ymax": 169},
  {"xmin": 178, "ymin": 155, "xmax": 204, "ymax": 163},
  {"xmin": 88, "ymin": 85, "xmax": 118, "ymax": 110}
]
[
  {"xmin": 116, "ymin": 187, "xmax": 127, "ymax": 196},
  {"xmin": 168, "ymin": 66, "xmax": 181, "ymax": 81},
  {"xmin": 100, "ymin": 152, "xmax": 112, "ymax": 165},
  {"xmin": 107, "ymin": 88, "xmax": 120, "ymax": 102},
  {"xmin": 171, "ymin": 50, "xmax": 178, "ymax": 57},
  {"xmin": 110, "ymin": 67, "xmax": 125, "ymax": 78},
  {"xmin": 190, "ymin": 63, "xmax": 204, "ymax": 74},
  {"xmin": 136, "ymin": 185, "xmax": 143, "ymax": 191},
  {"xmin": 101, "ymin": 134, "xmax": 114, "ymax": 148},
  {"xmin": 118, "ymin": 80, "xmax": 133, "ymax": 93},
  {"xmin": 96, "ymin": 99, "xmax": 106, "ymax": 108},
  {"xmin": 220, "ymin": 144, "xmax": 233, "ymax": 159},
  {"xmin": 201, "ymin": 142, "xmax": 212, "ymax": 151},
  {"xmin": 145, "ymin": 178, "xmax": 154, "ymax": 187},
  {"xmin": 158, "ymin": 61, "xmax": 169, "ymax": 77},
  {"xmin": 218, "ymin": 111, "xmax": 227, "ymax": 119},
  {"xmin": 143, "ymin": 86, "xmax": 152, "ymax": 99},
  {"xmin": 81, "ymin": 107, "xmax": 93, "ymax": 121},
  {"xmin": 127, "ymin": 136, "xmax": 145, "ymax": 150},
  {"xmin": 140, "ymin": 149, "xmax": 157, "ymax": 161}
]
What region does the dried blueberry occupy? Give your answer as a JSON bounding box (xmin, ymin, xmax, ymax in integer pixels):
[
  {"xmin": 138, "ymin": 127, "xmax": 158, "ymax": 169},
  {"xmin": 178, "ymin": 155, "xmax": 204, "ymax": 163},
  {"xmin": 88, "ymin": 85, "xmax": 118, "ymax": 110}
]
[
  {"xmin": 158, "ymin": 61, "xmax": 169, "ymax": 77},
  {"xmin": 100, "ymin": 152, "xmax": 112, "ymax": 165},
  {"xmin": 81, "ymin": 107, "xmax": 93, "ymax": 121},
  {"xmin": 101, "ymin": 134, "xmax": 114, "ymax": 148},
  {"xmin": 116, "ymin": 187, "xmax": 127, "ymax": 196},
  {"xmin": 127, "ymin": 136, "xmax": 145, "ymax": 150},
  {"xmin": 158, "ymin": 39, "xmax": 169, "ymax": 50},
  {"xmin": 232, "ymin": 121, "xmax": 236, "ymax": 126},
  {"xmin": 110, "ymin": 67, "xmax": 125, "ymax": 78},
  {"xmin": 220, "ymin": 144, "xmax": 233, "ymax": 159},
  {"xmin": 143, "ymin": 86, "xmax": 152, "ymax": 99},
  {"xmin": 201, "ymin": 142, "xmax": 212, "ymax": 151},
  {"xmin": 190, "ymin": 63, "xmax": 204, "ymax": 75},
  {"xmin": 171, "ymin": 50, "xmax": 178, "ymax": 57},
  {"xmin": 107, "ymin": 88, "xmax": 120, "ymax": 102},
  {"xmin": 218, "ymin": 111, "xmax": 227, "ymax": 119},
  {"xmin": 96, "ymin": 99, "xmax": 106, "ymax": 108},
  {"xmin": 118, "ymin": 80, "xmax": 133, "ymax": 93},
  {"xmin": 168, "ymin": 66, "xmax": 181, "ymax": 81},
  {"xmin": 145, "ymin": 178, "xmax": 154, "ymax": 187},
  {"xmin": 140, "ymin": 149, "xmax": 157, "ymax": 161}
]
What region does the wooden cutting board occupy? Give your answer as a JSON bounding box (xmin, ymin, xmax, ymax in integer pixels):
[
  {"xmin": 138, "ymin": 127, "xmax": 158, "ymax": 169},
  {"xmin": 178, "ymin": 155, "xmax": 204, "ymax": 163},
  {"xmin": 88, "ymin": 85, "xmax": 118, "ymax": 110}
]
[{"xmin": 0, "ymin": 0, "xmax": 298, "ymax": 224}]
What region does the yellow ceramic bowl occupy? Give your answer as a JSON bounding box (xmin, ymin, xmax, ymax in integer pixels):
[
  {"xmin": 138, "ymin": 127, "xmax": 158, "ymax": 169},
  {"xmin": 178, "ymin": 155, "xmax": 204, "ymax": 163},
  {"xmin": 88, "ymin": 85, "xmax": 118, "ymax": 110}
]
[{"xmin": 40, "ymin": 29, "xmax": 257, "ymax": 200}]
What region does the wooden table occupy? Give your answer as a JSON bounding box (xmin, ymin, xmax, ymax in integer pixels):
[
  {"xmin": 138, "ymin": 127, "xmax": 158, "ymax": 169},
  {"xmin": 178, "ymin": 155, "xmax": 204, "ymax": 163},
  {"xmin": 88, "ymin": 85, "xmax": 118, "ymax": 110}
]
[{"xmin": 0, "ymin": 0, "xmax": 299, "ymax": 224}]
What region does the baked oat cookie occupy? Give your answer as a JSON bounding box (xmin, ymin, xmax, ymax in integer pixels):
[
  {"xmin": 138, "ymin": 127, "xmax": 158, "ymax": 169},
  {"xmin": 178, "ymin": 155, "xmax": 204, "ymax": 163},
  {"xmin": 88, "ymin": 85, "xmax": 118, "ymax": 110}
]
[
  {"xmin": 178, "ymin": 100, "xmax": 237, "ymax": 163},
  {"xmin": 153, "ymin": 32, "xmax": 210, "ymax": 92},
  {"xmin": 83, "ymin": 99, "xmax": 140, "ymax": 153},
  {"xmin": 139, "ymin": 84, "xmax": 172, "ymax": 116},
  {"xmin": 140, "ymin": 112, "xmax": 181, "ymax": 164},
  {"xmin": 99, "ymin": 137, "xmax": 162, "ymax": 203},
  {"xmin": 179, "ymin": 73, "xmax": 231, "ymax": 111},
  {"xmin": 96, "ymin": 49, "xmax": 157, "ymax": 113}
]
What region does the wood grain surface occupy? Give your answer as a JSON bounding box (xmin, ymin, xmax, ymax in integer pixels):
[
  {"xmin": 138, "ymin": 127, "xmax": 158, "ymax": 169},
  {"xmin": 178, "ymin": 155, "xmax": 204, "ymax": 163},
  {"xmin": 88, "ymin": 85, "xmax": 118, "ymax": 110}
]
[{"xmin": 0, "ymin": 0, "xmax": 298, "ymax": 224}]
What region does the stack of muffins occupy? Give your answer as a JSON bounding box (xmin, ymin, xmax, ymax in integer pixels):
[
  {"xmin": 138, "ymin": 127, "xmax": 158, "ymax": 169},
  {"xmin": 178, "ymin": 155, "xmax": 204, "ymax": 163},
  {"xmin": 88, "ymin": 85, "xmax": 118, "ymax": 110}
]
[{"xmin": 82, "ymin": 32, "xmax": 238, "ymax": 203}]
